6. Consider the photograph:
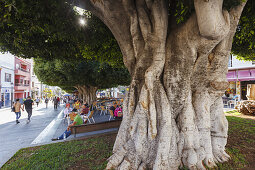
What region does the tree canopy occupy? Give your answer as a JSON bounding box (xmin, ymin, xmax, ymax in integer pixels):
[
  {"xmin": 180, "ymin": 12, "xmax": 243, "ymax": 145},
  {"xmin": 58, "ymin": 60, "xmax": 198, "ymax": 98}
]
[
  {"xmin": 0, "ymin": 0, "xmax": 123, "ymax": 66},
  {"xmin": 0, "ymin": 0, "xmax": 254, "ymax": 62},
  {"xmin": 33, "ymin": 57, "xmax": 131, "ymax": 91}
]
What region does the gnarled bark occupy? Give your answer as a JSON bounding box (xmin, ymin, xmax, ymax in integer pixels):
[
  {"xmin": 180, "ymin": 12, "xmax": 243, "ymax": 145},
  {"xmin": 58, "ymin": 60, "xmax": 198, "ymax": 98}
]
[
  {"xmin": 78, "ymin": 0, "xmax": 247, "ymax": 169},
  {"xmin": 75, "ymin": 86, "xmax": 84, "ymax": 101},
  {"xmin": 80, "ymin": 85, "xmax": 98, "ymax": 105}
]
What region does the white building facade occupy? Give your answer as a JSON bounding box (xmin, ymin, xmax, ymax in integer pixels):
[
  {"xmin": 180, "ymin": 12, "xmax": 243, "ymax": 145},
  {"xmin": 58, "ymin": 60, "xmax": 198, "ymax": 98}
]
[{"xmin": 0, "ymin": 53, "xmax": 15, "ymax": 108}]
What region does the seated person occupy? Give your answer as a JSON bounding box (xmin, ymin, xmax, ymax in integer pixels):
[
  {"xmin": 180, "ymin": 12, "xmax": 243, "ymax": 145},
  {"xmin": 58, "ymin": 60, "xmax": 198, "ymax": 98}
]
[
  {"xmin": 65, "ymin": 102, "xmax": 70, "ymax": 108},
  {"xmin": 110, "ymin": 103, "xmax": 117, "ymax": 115},
  {"xmin": 72, "ymin": 108, "xmax": 78, "ymax": 112},
  {"xmin": 74, "ymin": 100, "xmax": 81, "ymax": 110},
  {"xmin": 114, "ymin": 106, "xmax": 123, "ymax": 120},
  {"xmin": 80, "ymin": 104, "xmax": 90, "ymax": 115},
  {"xmin": 84, "ymin": 101, "xmax": 89, "ymax": 107},
  {"xmin": 52, "ymin": 114, "xmax": 83, "ymax": 141},
  {"xmin": 64, "ymin": 105, "xmax": 72, "ymax": 118}
]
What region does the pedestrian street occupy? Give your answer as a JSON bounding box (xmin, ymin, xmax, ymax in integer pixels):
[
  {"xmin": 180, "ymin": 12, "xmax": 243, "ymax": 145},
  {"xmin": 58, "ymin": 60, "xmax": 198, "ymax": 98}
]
[{"xmin": 0, "ymin": 102, "xmax": 64, "ymax": 167}]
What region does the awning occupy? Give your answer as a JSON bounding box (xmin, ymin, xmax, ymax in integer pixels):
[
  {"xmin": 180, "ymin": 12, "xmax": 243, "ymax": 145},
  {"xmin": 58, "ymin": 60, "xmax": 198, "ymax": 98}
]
[
  {"xmin": 227, "ymin": 68, "xmax": 255, "ymax": 82},
  {"xmin": 227, "ymin": 71, "xmax": 237, "ymax": 81},
  {"xmin": 237, "ymin": 70, "xmax": 251, "ymax": 81}
]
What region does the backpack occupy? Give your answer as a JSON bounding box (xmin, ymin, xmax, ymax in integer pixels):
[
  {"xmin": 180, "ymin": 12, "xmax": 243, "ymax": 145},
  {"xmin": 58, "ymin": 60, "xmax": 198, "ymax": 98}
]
[
  {"xmin": 11, "ymin": 106, "xmax": 15, "ymax": 112},
  {"xmin": 114, "ymin": 107, "xmax": 123, "ymax": 117}
]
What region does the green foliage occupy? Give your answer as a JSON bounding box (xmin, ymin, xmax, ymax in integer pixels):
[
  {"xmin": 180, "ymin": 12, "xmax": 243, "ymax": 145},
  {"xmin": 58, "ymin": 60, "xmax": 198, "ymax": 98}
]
[
  {"xmin": 0, "ymin": 0, "xmax": 84, "ymax": 59},
  {"xmin": 0, "ymin": 0, "xmax": 123, "ymax": 66},
  {"xmin": 33, "ymin": 58, "xmax": 131, "ymax": 90},
  {"xmin": 232, "ymin": 0, "xmax": 255, "ymax": 60},
  {"xmin": 43, "ymin": 88, "xmax": 53, "ymax": 98},
  {"xmin": 0, "ymin": 0, "xmax": 254, "ymax": 63},
  {"xmin": 171, "ymin": 0, "xmax": 242, "ymax": 25}
]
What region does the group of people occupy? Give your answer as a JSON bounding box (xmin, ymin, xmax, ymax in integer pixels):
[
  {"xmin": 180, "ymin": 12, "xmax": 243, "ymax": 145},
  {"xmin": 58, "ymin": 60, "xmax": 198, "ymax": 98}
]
[
  {"xmin": 109, "ymin": 103, "xmax": 123, "ymax": 119},
  {"xmin": 12, "ymin": 96, "xmax": 63, "ymax": 124},
  {"xmin": 52, "ymin": 99, "xmax": 87, "ymax": 141},
  {"xmin": 13, "ymin": 96, "xmax": 34, "ymax": 124},
  {"xmin": 34, "ymin": 96, "xmax": 63, "ymax": 109},
  {"xmin": 51, "ymin": 98, "xmax": 124, "ymax": 141}
]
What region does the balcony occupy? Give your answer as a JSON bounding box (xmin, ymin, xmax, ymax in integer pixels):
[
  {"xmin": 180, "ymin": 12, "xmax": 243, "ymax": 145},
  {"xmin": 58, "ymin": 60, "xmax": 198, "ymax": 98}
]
[
  {"xmin": 15, "ymin": 83, "xmax": 30, "ymax": 91},
  {"xmin": 15, "ymin": 68, "xmax": 30, "ymax": 77}
]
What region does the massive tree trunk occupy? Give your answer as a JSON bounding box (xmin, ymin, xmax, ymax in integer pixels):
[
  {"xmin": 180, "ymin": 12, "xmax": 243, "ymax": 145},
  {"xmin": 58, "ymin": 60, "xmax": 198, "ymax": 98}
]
[
  {"xmin": 75, "ymin": 86, "xmax": 84, "ymax": 100},
  {"xmin": 79, "ymin": 0, "xmax": 247, "ymax": 169},
  {"xmin": 80, "ymin": 85, "xmax": 98, "ymax": 105}
]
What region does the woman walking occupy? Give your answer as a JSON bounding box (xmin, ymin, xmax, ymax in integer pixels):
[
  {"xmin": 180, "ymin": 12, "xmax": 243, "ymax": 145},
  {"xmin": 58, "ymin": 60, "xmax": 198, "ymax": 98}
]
[{"xmin": 14, "ymin": 99, "xmax": 23, "ymax": 124}]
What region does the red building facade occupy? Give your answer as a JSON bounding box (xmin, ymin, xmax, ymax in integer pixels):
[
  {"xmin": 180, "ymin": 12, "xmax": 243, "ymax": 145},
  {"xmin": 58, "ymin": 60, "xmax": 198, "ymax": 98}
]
[{"xmin": 14, "ymin": 57, "xmax": 31, "ymax": 99}]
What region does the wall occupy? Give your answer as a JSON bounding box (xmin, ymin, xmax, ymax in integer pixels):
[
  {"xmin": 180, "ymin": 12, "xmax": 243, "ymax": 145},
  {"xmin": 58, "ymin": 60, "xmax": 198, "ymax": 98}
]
[
  {"xmin": 229, "ymin": 55, "xmax": 254, "ymax": 68},
  {"xmin": 14, "ymin": 57, "xmax": 31, "ymax": 100},
  {"xmin": 0, "ymin": 53, "xmax": 15, "ymax": 107}
]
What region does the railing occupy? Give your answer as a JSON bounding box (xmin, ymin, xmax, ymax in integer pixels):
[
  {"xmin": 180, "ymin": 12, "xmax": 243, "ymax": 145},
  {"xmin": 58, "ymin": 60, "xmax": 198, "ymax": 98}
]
[
  {"xmin": 19, "ymin": 68, "xmax": 29, "ymax": 72},
  {"xmin": 15, "ymin": 83, "xmax": 23, "ymax": 86},
  {"xmin": 15, "ymin": 83, "xmax": 29, "ymax": 87}
]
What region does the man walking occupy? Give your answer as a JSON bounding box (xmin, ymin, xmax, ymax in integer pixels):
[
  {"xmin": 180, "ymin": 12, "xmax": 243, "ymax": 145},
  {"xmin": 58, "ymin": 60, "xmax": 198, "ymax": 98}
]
[
  {"xmin": 53, "ymin": 97, "xmax": 58, "ymax": 110},
  {"xmin": 35, "ymin": 97, "xmax": 40, "ymax": 107},
  {"xmin": 45, "ymin": 98, "xmax": 49, "ymax": 108},
  {"xmin": 14, "ymin": 99, "xmax": 23, "ymax": 124},
  {"xmin": 23, "ymin": 96, "xmax": 34, "ymax": 123}
]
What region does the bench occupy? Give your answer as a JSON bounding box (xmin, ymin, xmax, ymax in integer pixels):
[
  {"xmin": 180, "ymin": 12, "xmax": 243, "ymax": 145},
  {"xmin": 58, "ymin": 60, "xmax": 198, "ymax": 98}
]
[{"xmin": 70, "ymin": 119, "xmax": 122, "ymax": 137}]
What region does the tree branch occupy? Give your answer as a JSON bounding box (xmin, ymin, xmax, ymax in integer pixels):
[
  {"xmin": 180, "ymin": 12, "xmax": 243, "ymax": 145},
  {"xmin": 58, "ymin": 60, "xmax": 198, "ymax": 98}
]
[
  {"xmin": 77, "ymin": 0, "xmax": 136, "ymax": 73},
  {"xmin": 194, "ymin": 0, "xmax": 230, "ymax": 40}
]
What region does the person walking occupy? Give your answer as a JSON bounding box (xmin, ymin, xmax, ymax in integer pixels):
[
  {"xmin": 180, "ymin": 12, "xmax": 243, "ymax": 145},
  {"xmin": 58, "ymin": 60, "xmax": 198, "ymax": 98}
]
[
  {"xmin": 57, "ymin": 97, "xmax": 60, "ymax": 106},
  {"xmin": 35, "ymin": 97, "xmax": 40, "ymax": 107},
  {"xmin": 53, "ymin": 97, "xmax": 58, "ymax": 110},
  {"xmin": 22, "ymin": 96, "xmax": 34, "ymax": 124},
  {"xmin": 14, "ymin": 99, "xmax": 23, "ymax": 124},
  {"xmin": 45, "ymin": 98, "xmax": 49, "ymax": 108}
]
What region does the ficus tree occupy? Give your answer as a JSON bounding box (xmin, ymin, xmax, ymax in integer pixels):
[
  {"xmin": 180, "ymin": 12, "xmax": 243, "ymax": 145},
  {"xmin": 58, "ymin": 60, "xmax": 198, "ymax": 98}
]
[
  {"xmin": 75, "ymin": 0, "xmax": 252, "ymax": 169},
  {"xmin": 0, "ymin": 0, "xmax": 255, "ymax": 169},
  {"xmin": 34, "ymin": 58, "xmax": 130, "ymax": 104}
]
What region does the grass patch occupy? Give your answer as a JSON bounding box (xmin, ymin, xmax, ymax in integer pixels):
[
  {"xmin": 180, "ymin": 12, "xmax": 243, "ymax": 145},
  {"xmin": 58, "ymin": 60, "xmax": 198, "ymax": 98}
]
[
  {"xmin": 2, "ymin": 134, "xmax": 115, "ymax": 170},
  {"xmin": 2, "ymin": 116, "xmax": 255, "ymax": 169},
  {"xmin": 225, "ymin": 109, "xmax": 241, "ymax": 116}
]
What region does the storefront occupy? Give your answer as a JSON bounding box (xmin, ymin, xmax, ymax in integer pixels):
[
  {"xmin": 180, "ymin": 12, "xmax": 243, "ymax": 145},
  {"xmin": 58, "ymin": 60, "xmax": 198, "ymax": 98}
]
[
  {"xmin": 227, "ymin": 67, "xmax": 255, "ymax": 100},
  {"xmin": 1, "ymin": 87, "xmax": 13, "ymax": 107}
]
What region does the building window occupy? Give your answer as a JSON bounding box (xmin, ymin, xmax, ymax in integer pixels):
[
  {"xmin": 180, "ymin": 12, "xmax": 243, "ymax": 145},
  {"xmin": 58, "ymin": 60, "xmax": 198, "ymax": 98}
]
[
  {"xmin": 15, "ymin": 79, "xmax": 19, "ymax": 84},
  {"xmin": 5, "ymin": 73, "xmax": 11, "ymax": 82},
  {"xmin": 16, "ymin": 64, "xmax": 20, "ymax": 69},
  {"xmin": 32, "ymin": 82, "xmax": 34, "ymax": 87},
  {"xmin": 252, "ymin": 61, "xmax": 255, "ymax": 65},
  {"xmin": 24, "ymin": 80, "xmax": 27, "ymax": 85},
  {"xmin": 228, "ymin": 55, "xmax": 232, "ymax": 67},
  {"xmin": 27, "ymin": 80, "xmax": 30, "ymax": 85}
]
